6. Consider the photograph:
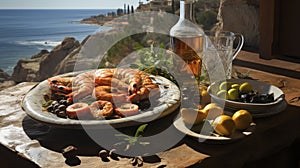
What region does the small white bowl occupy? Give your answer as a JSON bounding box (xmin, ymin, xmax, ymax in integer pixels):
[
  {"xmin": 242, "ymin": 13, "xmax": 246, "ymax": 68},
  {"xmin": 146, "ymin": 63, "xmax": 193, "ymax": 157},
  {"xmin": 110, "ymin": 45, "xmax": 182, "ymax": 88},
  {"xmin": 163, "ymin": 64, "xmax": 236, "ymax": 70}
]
[{"xmin": 207, "ymin": 79, "xmax": 286, "ymax": 116}]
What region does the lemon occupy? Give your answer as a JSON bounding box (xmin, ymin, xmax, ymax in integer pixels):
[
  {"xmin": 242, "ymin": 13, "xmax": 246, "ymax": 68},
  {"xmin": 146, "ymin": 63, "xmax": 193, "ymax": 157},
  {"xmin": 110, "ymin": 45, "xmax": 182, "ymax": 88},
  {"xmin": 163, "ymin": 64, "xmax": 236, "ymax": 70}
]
[
  {"xmin": 200, "ymin": 89, "xmax": 211, "ymax": 105},
  {"xmin": 216, "ymin": 90, "xmax": 228, "ymax": 99},
  {"xmin": 227, "ymin": 88, "xmax": 239, "ymax": 101},
  {"xmin": 203, "ymin": 103, "xmax": 224, "ymax": 120},
  {"xmin": 212, "ymin": 115, "xmax": 235, "ymax": 136},
  {"xmin": 232, "ymin": 110, "xmax": 253, "ymax": 130},
  {"xmin": 239, "ymin": 82, "xmax": 252, "ymax": 93},
  {"xmin": 181, "ymin": 108, "xmax": 207, "ymax": 125}
]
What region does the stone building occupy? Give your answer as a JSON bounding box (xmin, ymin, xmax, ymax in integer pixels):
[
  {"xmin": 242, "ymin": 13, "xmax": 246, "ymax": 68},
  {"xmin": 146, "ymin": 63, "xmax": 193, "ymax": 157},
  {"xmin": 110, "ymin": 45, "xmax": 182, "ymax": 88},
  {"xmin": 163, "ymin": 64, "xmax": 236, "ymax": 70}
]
[{"xmin": 136, "ymin": 0, "xmax": 172, "ymax": 12}]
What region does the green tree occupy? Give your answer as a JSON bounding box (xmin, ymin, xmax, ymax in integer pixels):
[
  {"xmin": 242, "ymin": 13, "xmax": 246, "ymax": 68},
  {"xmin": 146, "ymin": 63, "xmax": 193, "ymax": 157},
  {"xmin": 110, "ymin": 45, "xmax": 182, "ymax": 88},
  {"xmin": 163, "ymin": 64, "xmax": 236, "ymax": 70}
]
[
  {"xmin": 117, "ymin": 8, "xmax": 123, "ymax": 16},
  {"xmin": 196, "ymin": 10, "xmax": 218, "ymax": 30}
]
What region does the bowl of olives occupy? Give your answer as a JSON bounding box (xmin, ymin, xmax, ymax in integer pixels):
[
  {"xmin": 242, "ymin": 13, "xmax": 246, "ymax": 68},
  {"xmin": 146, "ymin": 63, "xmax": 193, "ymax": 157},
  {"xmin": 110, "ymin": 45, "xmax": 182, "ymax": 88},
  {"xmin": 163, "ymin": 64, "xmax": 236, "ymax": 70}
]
[{"xmin": 207, "ymin": 79, "xmax": 286, "ymax": 114}]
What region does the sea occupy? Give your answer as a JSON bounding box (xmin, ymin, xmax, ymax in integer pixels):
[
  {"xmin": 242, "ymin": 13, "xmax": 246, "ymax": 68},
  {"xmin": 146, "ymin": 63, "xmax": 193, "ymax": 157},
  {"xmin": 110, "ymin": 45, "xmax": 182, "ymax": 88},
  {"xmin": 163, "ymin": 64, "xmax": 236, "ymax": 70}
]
[{"xmin": 0, "ymin": 9, "xmax": 116, "ymax": 75}]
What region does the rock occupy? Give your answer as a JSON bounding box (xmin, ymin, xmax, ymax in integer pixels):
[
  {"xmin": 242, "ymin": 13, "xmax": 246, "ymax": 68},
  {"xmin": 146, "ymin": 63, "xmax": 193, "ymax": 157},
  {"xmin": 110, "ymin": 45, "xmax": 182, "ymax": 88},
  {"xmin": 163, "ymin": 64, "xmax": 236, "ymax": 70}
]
[
  {"xmin": 0, "ymin": 69, "xmax": 11, "ymax": 81},
  {"xmin": 216, "ymin": 0, "xmax": 259, "ymax": 49},
  {"xmin": 53, "ymin": 47, "xmax": 81, "ymax": 75},
  {"xmin": 12, "ymin": 37, "xmax": 81, "ymax": 83},
  {"xmin": 37, "ymin": 37, "xmax": 80, "ymax": 81},
  {"xmin": 12, "ymin": 57, "xmax": 43, "ymax": 83},
  {"xmin": 31, "ymin": 50, "xmax": 49, "ymax": 59},
  {"xmin": 0, "ymin": 69, "xmax": 15, "ymax": 91},
  {"xmin": 53, "ymin": 36, "xmax": 91, "ymax": 76}
]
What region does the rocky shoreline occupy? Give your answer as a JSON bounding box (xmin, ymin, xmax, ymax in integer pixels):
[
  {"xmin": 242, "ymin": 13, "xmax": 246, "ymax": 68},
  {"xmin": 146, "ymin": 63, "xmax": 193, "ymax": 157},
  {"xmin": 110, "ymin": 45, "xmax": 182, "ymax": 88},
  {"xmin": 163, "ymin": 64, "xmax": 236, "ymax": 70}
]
[
  {"xmin": 0, "ymin": 36, "xmax": 88, "ymax": 91},
  {"xmin": 80, "ymin": 14, "xmax": 115, "ymax": 26}
]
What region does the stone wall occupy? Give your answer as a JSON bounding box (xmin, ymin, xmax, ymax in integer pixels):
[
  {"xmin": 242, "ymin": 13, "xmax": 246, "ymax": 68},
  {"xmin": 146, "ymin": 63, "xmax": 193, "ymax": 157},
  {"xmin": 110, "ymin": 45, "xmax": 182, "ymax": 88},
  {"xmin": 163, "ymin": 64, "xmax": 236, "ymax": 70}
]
[{"xmin": 216, "ymin": 0, "xmax": 260, "ymax": 50}]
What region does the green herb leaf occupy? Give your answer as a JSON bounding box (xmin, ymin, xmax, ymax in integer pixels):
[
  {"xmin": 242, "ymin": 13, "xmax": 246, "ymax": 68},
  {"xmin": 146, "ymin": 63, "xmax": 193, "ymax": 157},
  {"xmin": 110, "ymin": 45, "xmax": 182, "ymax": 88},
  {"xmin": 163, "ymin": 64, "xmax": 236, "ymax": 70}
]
[
  {"xmin": 42, "ymin": 100, "xmax": 53, "ymax": 108},
  {"xmin": 134, "ymin": 124, "xmax": 148, "ymax": 137}
]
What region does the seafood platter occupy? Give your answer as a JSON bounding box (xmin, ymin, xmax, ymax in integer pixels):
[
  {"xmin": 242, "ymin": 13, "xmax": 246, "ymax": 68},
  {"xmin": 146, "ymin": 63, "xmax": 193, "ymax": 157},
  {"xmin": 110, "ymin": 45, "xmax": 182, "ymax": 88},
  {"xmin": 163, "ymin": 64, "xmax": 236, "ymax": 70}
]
[{"xmin": 22, "ymin": 68, "xmax": 181, "ymax": 129}]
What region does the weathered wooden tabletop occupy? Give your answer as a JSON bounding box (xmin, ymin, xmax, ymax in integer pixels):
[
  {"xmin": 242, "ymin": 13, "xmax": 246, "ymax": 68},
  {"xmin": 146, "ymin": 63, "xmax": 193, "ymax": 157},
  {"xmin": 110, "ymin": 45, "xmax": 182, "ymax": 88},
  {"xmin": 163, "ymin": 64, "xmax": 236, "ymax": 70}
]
[{"xmin": 1, "ymin": 58, "xmax": 300, "ymax": 168}]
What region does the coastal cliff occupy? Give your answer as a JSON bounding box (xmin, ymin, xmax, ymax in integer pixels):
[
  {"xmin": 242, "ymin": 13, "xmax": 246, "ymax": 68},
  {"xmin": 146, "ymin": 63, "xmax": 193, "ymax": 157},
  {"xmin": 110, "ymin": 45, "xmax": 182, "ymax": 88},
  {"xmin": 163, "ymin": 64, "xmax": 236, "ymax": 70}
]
[{"xmin": 10, "ymin": 37, "xmax": 81, "ymax": 83}]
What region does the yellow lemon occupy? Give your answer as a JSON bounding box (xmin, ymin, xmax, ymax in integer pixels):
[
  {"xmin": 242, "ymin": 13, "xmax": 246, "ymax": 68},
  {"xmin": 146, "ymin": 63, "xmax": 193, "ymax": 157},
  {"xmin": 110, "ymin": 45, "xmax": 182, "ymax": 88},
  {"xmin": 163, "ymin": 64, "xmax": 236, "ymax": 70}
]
[
  {"xmin": 180, "ymin": 108, "xmax": 207, "ymax": 125},
  {"xmin": 203, "ymin": 103, "xmax": 224, "ymax": 120},
  {"xmin": 232, "ymin": 110, "xmax": 253, "ymax": 130},
  {"xmin": 239, "ymin": 82, "xmax": 252, "ymax": 93},
  {"xmin": 212, "ymin": 115, "xmax": 235, "ymax": 136},
  {"xmin": 200, "ymin": 89, "xmax": 211, "ymax": 105}
]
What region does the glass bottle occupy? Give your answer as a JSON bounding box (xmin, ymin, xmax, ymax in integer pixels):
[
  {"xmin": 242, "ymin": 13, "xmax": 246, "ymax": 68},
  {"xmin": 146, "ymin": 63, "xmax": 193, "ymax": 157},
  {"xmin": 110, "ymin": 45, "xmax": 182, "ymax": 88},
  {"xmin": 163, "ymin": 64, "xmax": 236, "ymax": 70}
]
[{"xmin": 170, "ymin": 0, "xmax": 205, "ymax": 78}]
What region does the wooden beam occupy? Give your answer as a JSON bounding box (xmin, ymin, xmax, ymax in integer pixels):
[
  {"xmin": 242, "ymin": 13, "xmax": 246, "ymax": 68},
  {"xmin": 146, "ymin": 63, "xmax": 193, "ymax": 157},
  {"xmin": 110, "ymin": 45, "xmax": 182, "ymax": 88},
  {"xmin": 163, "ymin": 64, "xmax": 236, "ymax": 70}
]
[{"xmin": 259, "ymin": 0, "xmax": 275, "ymax": 59}]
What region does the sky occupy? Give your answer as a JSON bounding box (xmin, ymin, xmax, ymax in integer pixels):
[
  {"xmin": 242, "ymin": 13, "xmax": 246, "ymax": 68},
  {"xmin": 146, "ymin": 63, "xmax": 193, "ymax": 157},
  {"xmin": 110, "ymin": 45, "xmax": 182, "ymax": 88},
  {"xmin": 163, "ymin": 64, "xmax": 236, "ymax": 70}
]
[{"xmin": 0, "ymin": 0, "xmax": 148, "ymax": 9}]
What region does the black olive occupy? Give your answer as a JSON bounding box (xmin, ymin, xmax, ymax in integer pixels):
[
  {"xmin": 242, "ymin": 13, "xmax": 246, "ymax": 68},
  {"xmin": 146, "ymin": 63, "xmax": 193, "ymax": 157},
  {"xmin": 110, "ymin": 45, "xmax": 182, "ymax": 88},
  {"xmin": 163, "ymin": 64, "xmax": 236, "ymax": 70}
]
[
  {"xmin": 57, "ymin": 111, "xmax": 67, "ymax": 118},
  {"xmin": 54, "ymin": 109, "xmax": 60, "ymax": 114},
  {"xmin": 59, "ymin": 99, "xmax": 68, "ymax": 106},
  {"xmin": 239, "ymin": 93, "xmax": 248, "ymax": 102},
  {"xmin": 53, "ymin": 103, "xmax": 60, "ymax": 110},
  {"xmin": 47, "ymin": 105, "xmax": 54, "ymax": 112},
  {"xmin": 58, "ymin": 105, "xmax": 67, "ymax": 111}
]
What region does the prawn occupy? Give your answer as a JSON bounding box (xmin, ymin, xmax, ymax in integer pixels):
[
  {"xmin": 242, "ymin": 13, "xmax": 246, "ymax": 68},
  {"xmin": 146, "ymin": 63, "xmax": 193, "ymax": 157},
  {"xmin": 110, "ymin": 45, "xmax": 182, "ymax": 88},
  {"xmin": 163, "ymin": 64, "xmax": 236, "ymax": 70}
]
[
  {"xmin": 70, "ymin": 70, "xmax": 95, "ymax": 102},
  {"xmin": 48, "ymin": 71, "xmax": 96, "ymax": 103},
  {"xmin": 94, "ymin": 68, "xmax": 160, "ymax": 103},
  {"xmin": 48, "ymin": 68, "xmax": 160, "ymax": 105},
  {"xmin": 127, "ymin": 73, "xmax": 160, "ymax": 103},
  {"xmin": 93, "ymin": 86, "xmax": 128, "ymax": 104}
]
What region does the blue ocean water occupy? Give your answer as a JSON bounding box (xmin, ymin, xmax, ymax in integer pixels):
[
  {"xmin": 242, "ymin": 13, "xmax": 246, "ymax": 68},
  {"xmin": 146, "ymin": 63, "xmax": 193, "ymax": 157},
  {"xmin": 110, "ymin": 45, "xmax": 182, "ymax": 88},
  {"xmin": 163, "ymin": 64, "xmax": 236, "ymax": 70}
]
[{"xmin": 0, "ymin": 9, "xmax": 115, "ymax": 74}]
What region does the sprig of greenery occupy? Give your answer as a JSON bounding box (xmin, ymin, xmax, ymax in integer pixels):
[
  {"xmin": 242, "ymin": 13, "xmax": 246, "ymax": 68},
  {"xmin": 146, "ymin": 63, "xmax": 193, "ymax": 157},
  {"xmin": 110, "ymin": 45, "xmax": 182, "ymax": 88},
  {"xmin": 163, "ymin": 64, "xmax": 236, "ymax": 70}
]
[
  {"xmin": 130, "ymin": 42, "xmax": 178, "ymax": 85},
  {"xmin": 115, "ymin": 124, "xmax": 149, "ymax": 147}
]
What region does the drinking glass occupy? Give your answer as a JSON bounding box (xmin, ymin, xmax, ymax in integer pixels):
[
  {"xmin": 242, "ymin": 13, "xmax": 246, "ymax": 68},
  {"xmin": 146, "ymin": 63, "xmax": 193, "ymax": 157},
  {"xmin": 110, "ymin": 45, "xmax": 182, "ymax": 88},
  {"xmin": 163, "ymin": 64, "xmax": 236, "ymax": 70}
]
[{"xmin": 205, "ymin": 31, "xmax": 244, "ymax": 80}]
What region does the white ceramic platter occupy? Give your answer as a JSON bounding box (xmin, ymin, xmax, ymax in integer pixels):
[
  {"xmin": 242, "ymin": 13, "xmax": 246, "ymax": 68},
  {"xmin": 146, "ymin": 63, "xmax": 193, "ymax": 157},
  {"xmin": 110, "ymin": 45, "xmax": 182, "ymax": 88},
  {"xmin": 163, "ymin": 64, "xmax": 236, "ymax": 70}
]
[{"xmin": 22, "ymin": 71, "xmax": 181, "ymax": 129}]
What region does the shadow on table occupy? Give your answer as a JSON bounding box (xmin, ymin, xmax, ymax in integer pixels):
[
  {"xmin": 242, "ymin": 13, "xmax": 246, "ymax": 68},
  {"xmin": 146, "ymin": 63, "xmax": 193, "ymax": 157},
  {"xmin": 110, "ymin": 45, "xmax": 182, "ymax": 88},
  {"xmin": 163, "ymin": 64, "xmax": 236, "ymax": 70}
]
[
  {"xmin": 183, "ymin": 104, "xmax": 300, "ymax": 168},
  {"xmin": 21, "ymin": 110, "xmax": 183, "ymax": 163},
  {"xmin": 22, "ymin": 115, "xmax": 101, "ymax": 156}
]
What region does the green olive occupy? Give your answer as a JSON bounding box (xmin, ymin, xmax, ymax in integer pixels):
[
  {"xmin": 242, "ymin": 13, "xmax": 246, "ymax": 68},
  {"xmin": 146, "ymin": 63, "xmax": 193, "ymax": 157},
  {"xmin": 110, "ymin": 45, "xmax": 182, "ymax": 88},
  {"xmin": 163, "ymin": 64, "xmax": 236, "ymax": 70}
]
[
  {"xmin": 231, "ymin": 83, "xmax": 240, "ymax": 90},
  {"xmin": 239, "ymin": 82, "xmax": 252, "ymax": 93},
  {"xmin": 227, "ymin": 88, "xmax": 239, "ymax": 100},
  {"xmin": 219, "ymin": 81, "xmax": 231, "ymax": 91},
  {"xmin": 217, "ymin": 90, "xmax": 228, "ymax": 99}
]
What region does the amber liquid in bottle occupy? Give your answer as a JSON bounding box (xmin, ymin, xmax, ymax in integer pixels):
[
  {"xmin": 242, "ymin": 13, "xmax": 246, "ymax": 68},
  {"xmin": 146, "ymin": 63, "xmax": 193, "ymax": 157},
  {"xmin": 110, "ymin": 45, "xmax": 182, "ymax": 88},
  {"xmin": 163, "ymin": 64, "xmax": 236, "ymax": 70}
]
[{"xmin": 171, "ymin": 34, "xmax": 204, "ymax": 76}]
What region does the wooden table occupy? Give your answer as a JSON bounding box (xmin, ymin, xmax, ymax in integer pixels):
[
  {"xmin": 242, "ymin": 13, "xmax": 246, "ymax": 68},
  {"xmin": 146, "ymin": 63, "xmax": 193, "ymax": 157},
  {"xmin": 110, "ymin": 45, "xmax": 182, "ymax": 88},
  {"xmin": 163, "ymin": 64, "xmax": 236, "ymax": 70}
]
[{"xmin": 1, "ymin": 56, "xmax": 300, "ymax": 168}]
